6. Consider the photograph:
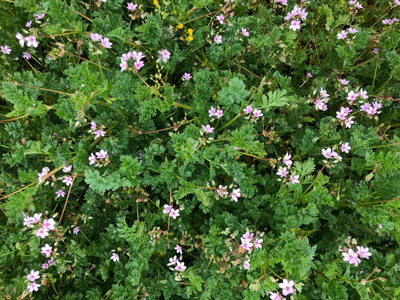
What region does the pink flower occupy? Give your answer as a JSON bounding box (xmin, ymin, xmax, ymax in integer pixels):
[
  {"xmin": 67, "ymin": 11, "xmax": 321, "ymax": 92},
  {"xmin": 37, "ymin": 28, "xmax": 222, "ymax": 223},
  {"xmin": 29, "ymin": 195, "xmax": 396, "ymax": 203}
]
[
  {"xmin": 25, "ymin": 36, "xmax": 38, "ymax": 48},
  {"xmin": 307, "ymin": 72, "xmax": 313, "ymax": 77},
  {"xmin": 16, "ymin": 32, "xmax": 25, "ymax": 47},
  {"xmin": 74, "ymin": 227, "xmax": 80, "ymax": 234},
  {"xmin": 269, "ymin": 292, "xmax": 283, "ymax": 300},
  {"xmin": 372, "ymin": 101, "xmax": 383, "ymax": 110},
  {"xmin": 241, "ymin": 28, "xmax": 249, "ymax": 36},
  {"xmin": 347, "ymin": 90, "xmax": 358, "ymax": 101},
  {"xmin": 240, "ymin": 237, "xmax": 253, "ymax": 251},
  {"xmin": 31, "ymin": 213, "xmax": 42, "ymax": 223},
  {"xmin": 216, "ymin": 14, "xmax": 225, "ymax": 24},
  {"xmin": 23, "ymin": 52, "xmax": 31, "ymax": 60},
  {"xmin": 314, "ymin": 99, "xmax": 327, "ymax": 111},
  {"xmin": 253, "ymin": 108, "xmax": 263, "ymax": 118},
  {"xmin": 217, "ymin": 185, "xmax": 228, "ymax": 197},
  {"xmin": 322, "ymin": 148, "xmax": 334, "ymax": 159},
  {"xmin": 341, "ymin": 142, "xmax": 351, "ymax": 153},
  {"xmin": 253, "ymin": 238, "xmax": 263, "ymax": 249},
  {"xmin": 347, "ymin": 28, "xmax": 358, "ymax": 33},
  {"xmin": 160, "ymin": 49, "xmax": 171, "ymax": 61},
  {"xmin": 290, "ymin": 174, "xmax": 300, "ymax": 184},
  {"xmin": 36, "ymin": 227, "xmax": 49, "ymax": 239},
  {"xmin": 100, "ymin": 37, "xmax": 112, "ymax": 49},
  {"xmin": 127, "ymin": 2, "xmax": 138, "ymax": 10},
  {"xmin": 94, "ymin": 129, "xmax": 106, "ymax": 139},
  {"xmin": 41, "ymin": 263, "xmax": 49, "ymax": 269},
  {"xmin": 276, "ymin": 166, "xmax": 289, "ymax": 177},
  {"xmin": 169, "ymin": 208, "xmax": 180, "ymax": 219},
  {"xmin": 243, "ymin": 104, "xmax": 253, "ymax": 114},
  {"xmin": 242, "ymin": 231, "xmax": 254, "ymax": 240},
  {"xmin": 243, "ymin": 259, "xmax": 251, "ymax": 270},
  {"xmin": 36, "ymin": 13, "xmax": 45, "ymax": 20},
  {"xmin": 208, "ymin": 106, "xmax": 216, "ymax": 117},
  {"xmin": 27, "ymin": 270, "xmax": 40, "ymax": 282},
  {"xmin": 120, "ymin": 60, "xmax": 128, "ymax": 72},
  {"xmin": 43, "ymin": 218, "xmax": 55, "ymax": 231},
  {"xmin": 88, "ymin": 153, "xmax": 97, "ymax": 165},
  {"xmin": 345, "ymin": 116, "xmax": 355, "ymax": 128},
  {"xmin": 131, "ymin": 51, "xmax": 145, "ymax": 61},
  {"xmin": 163, "ymin": 204, "xmax": 172, "ymax": 214},
  {"xmin": 289, "ymin": 20, "xmax": 301, "ymax": 31},
  {"xmin": 96, "ymin": 150, "xmax": 108, "ymax": 159},
  {"xmin": 134, "ymin": 60, "xmax": 144, "ymax": 70},
  {"xmin": 63, "ymin": 165, "xmax": 72, "ymax": 173},
  {"xmin": 279, "ymin": 279, "xmax": 295, "ymax": 296},
  {"xmin": 231, "ymin": 188, "xmax": 241, "ymax": 202},
  {"xmin": 202, "ymin": 124, "xmax": 214, "ymax": 133},
  {"xmin": 41, "ymin": 244, "xmax": 52, "ymax": 257},
  {"xmin": 342, "ymin": 248, "xmax": 361, "ymax": 266},
  {"xmin": 337, "ymin": 30, "xmax": 348, "ymax": 39},
  {"xmin": 216, "ymin": 109, "xmax": 223, "ymax": 119},
  {"xmin": 90, "ymin": 33, "xmax": 102, "ymax": 42},
  {"xmin": 175, "ymin": 245, "xmax": 183, "ymax": 254},
  {"xmin": 1, "ymin": 45, "xmax": 11, "ymax": 54},
  {"xmin": 214, "ymin": 35, "xmax": 222, "ymax": 44},
  {"xmin": 90, "ymin": 121, "xmax": 96, "ymax": 130},
  {"xmin": 356, "ymin": 246, "xmax": 372, "ymax": 259},
  {"xmin": 359, "ymin": 88, "xmax": 368, "ymax": 99},
  {"xmin": 110, "ymin": 253, "xmax": 119, "ymax": 262},
  {"xmin": 283, "ymin": 153, "xmax": 292, "ymax": 168},
  {"xmin": 320, "ymin": 87, "xmax": 329, "ymax": 98},
  {"xmin": 27, "ymin": 283, "xmax": 41, "ymax": 293},
  {"xmin": 175, "ymin": 261, "xmax": 186, "ymax": 271},
  {"xmin": 340, "ymin": 78, "xmax": 349, "ymax": 85},
  {"xmin": 56, "ymin": 190, "xmax": 65, "ymax": 198},
  {"xmin": 62, "ymin": 176, "xmax": 73, "ymax": 186},
  {"xmin": 182, "ymin": 73, "xmax": 192, "ymax": 80},
  {"xmin": 26, "ymin": 21, "xmax": 32, "ymax": 27},
  {"xmin": 167, "ymin": 255, "xmax": 179, "ymax": 266}
]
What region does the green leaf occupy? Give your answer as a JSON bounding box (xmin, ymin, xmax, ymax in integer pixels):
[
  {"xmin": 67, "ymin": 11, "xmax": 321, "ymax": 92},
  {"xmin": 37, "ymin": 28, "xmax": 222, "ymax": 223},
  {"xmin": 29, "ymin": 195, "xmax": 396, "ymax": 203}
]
[{"xmin": 84, "ymin": 170, "xmax": 132, "ymax": 195}]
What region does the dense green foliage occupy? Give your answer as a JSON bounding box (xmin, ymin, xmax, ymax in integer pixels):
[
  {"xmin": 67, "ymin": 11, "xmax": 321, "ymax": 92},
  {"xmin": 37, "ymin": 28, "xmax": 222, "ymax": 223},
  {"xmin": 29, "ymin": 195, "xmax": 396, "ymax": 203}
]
[{"xmin": 1, "ymin": 0, "xmax": 400, "ymax": 299}]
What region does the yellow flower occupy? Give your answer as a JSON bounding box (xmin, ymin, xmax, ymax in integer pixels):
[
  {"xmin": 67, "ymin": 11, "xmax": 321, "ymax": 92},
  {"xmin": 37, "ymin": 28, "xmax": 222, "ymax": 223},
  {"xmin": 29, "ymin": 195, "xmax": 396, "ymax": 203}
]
[
  {"xmin": 188, "ymin": 35, "xmax": 193, "ymax": 42},
  {"xmin": 177, "ymin": 23, "xmax": 183, "ymax": 29},
  {"xmin": 187, "ymin": 28, "xmax": 193, "ymax": 35},
  {"xmin": 154, "ymin": 0, "xmax": 158, "ymax": 5}
]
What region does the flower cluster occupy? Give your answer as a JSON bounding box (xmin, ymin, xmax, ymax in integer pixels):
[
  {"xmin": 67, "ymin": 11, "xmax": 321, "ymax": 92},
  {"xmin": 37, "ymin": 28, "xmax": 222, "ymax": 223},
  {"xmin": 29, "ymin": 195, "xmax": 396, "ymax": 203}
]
[
  {"xmin": 347, "ymin": 88, "xmax": 368, "ymax": 104},
  {"xmin": 341, "ymin": 238, "xmax": 372, "ymax": 267},
  {"xmin": 243, "ymin": 104, "xmax": 263, "ymax": 119},
  {"xmin": 382, "ymin": 18, "xmax": 400, "ymax": 25},
  {"xmin": 336, "ymin": 107, "xmax": 354, "ymax": 128},
  {"xmin": 26, "ymin": 270, "xmax": 41, "ymax": 293},
  {"xmin": 348, "ymin": 0, "xmax": 363, "ymax": 9},
  {"xmin": 119, "ymin": 50, "xmax": 145, "ymax": 71},
  {"xmin": 163, "ymin": 204, "xmax": 180, "ymax": 219},
  {"xmin": 16, "ymin": 32, "xmax": 39, "ymax": 48},
  {"xmin": 321, "ymin": 147, "xmax": 342, "ymax": 162},
  {"xmin": 216, "ymin": 185, "xmax": 241, "ymax": 202},
  {"xmin": 23, "ymin": 213, "xmax": 56, "ymax": 239},
  {"xmin": 89, "ymin": 121, "xmax": 106, "ymax": 139},
  {"xmin": 360, "ymin": 101, "xmax": 383, "ymax": 117},
  {"xmin": 284, "ymin": 5, "xmax": 308, "ymax": 32},
  {"xmin": 208, "ymin": 106, "xmax": 224, "ymax": 119},
  {"xmin": 89, "ymin": 150, "xmax": 109, "ymax": 166},
  {"xmin": 90, "ymin": 33, "xmax": 112, "ymax": 49},
  {"xmin": 167, "ymin": 244, "xmax": 187, "ymax": 272},
  {"xmin": 337, "ymin": 27, "xmax": 358, "ymax": 39},
  {"xmin": 276, "ymin": 153, "xmax": 299, "ymax": 184}
]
